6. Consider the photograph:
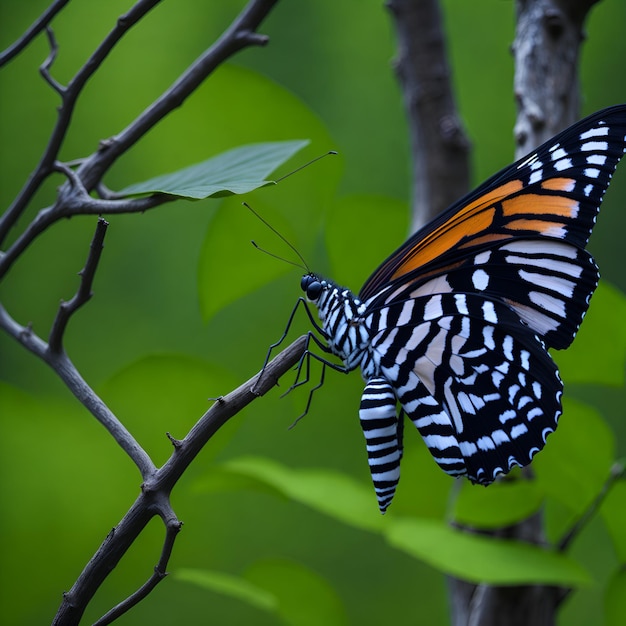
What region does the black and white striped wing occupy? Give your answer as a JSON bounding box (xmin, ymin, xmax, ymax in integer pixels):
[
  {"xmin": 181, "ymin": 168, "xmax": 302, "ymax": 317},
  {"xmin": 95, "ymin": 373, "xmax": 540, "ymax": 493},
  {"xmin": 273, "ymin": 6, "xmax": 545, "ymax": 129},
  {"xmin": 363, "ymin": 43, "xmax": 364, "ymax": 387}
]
[
  {"xmin": 360, "ymin": 106, "xmax": 626, "ymax": 351},
  {"xmin": 367, "ymin": 292, "xmax": 562, "ymax": 486}
]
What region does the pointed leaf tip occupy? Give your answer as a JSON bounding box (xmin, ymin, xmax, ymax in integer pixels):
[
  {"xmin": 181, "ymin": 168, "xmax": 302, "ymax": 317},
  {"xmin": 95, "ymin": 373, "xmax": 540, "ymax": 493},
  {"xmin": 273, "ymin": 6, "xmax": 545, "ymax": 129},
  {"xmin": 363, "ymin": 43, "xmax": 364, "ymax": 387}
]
[{"xmin": 117, "ymin": 140, "xmax": 310, "ymax": 199}]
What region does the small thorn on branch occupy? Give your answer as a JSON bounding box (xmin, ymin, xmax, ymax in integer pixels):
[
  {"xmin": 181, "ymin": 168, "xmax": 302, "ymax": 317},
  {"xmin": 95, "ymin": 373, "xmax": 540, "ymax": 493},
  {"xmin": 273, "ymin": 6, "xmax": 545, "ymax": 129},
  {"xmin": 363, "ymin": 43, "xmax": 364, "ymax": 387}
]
[
  {"xmin": 238, "ymin": 30, "xmax": 270, "ymax": 46},
  {"xmin": 166, "ymin": 432, "xmax": 182, "ymax": 449}
]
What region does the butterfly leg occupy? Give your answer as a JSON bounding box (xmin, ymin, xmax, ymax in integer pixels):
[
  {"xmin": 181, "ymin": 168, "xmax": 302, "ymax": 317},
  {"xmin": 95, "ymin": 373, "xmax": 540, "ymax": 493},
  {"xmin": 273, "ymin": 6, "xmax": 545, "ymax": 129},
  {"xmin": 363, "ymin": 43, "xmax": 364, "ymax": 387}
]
[
  {"xmin": 254, "ymin": 297, "xmax": 329, "ymax": 394},
  {"xmin": 284, "ymin": 336, "xmax": 349, "ymax": 426},
  {"xmin": 360, "ymin": 377, "xmax": 403, "ymax": 513}
]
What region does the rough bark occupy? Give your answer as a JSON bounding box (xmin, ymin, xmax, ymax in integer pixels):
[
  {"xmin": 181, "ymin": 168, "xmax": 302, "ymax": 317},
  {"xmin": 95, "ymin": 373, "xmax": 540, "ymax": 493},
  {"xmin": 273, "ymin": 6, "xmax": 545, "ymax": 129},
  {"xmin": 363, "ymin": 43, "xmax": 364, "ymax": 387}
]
[
  {"xmin": 386, "ymin": 0, "xmax": 471, "ymax": 233},
  {"xmin": 387, "ymin": 0, "xmax": 603, "ymax": 625}
]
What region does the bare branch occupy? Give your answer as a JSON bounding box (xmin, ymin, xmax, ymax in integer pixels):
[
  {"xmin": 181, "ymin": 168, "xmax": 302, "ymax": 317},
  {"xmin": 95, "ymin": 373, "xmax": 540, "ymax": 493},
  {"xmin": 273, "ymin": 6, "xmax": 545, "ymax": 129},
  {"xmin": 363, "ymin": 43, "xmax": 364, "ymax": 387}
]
[
  {"xmin": 0, "ymin": 302, "xmax": 155, "ymax": 478},
  {"xmin": 93, "ymin": 498, "xmax": 183, "ymax": 626},
  {"xmin": 0, "ymin": 191, "xmax": 169, "ymax": 282},
  {"xmin": 386, "ymin": 0, "xmax": 471, "ymax": 233},
  {"xmin": 0, "ymin": 0, "xmax": 71, "ymax": 67},
  {"xmin": 0, "ymin": 0, "xmax": 280, "ymax": 274},
  {"xmin": 74, "ymin": 0, "xmax": 280, "ymax": 192},
  {"xmin": 52, "ymin": 335, "xmax": 308, "ymax": 625},
  {"xmin": 0, "ymin": 0, "xmax": 164, "ymax": 247},
  {"xmin": 48, "ymin": 217, "xmax": 109, "ymax": 352},
  {"xmin": 39, "ymin": 27, "xmax": 65, "ymax": 94}
]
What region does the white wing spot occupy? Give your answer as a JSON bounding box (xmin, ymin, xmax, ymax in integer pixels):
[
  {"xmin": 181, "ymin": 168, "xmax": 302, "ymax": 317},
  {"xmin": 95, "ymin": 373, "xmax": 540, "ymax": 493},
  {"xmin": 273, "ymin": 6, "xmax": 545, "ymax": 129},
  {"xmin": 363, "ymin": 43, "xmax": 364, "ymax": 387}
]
[
  {"xmin": 482, "ymin": 301, "xmax": 498, "ymax": 324},
  {"xmin": 510, "ymin": 423, "xmax": 529, "ymax": 439},
  {"xmin": 580, "ymin": 126, "xmax": 609, "ymax": 140},
  {"xmin": 587, "ymin": 154, "xmax": 607, "ymax": 166},
  {"xmin": 424, "ymin": 295, "xmax": 444, "ymax": 320},
  {"xmin": 472, "ymin": 269, "xmax": 490, "ymax": 291},
  {"xmin": 581, "ymin": 140, "xmax": 608, "ymax": 152},
  {"xmin": 554, "ymin": 158, "xmax": 573, "ymax": 171}
]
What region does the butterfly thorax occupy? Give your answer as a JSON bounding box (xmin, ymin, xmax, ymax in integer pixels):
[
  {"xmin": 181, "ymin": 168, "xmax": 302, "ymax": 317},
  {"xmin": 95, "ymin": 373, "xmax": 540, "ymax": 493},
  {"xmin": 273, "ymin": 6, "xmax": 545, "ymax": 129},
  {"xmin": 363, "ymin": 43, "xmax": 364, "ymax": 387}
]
[{"xmin": 301, "ymin": 274, "xmax": 376, "ymax": 374}]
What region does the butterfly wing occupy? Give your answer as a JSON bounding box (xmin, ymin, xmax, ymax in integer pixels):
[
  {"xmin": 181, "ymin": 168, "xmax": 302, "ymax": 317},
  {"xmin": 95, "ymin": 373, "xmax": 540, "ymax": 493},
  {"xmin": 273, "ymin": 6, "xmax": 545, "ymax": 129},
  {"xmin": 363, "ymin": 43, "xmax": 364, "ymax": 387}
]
[
  {"xmin": 359, "ymin": 105, "xmax": 626, "ymax": 350},
  {"xmin": 367, "ymin": 292, "xmax": 562, "ymax": 483}
]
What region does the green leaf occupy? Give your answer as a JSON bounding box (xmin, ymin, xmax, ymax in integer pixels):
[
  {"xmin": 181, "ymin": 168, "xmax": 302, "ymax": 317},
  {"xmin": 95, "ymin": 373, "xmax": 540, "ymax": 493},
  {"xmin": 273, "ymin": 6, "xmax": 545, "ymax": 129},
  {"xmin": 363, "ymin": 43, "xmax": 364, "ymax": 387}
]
[
  {"xmin": 100, "ymin": 354, "xmax": 238, "ymax": 464},
  {"xmin": 453, "ymin": 479, "xmax": 543, "ymax": 529},
  {"xmin": 606, "ymin": 567, "xmax": 626, "ymax": 626},
  {"xmin": 194, "ymin": 65, "xmax": 339, "ymax": 322},
  {"xmin": 601, "ymin": 477, "xmax": 626, "ymax": 562},
  {"xmin": 198, "ymin": 198, "xmax": 298, "ymax": 321},
  {"xmin": 554, "ymin": 281, "xmax": 626, "ymax": 386},
  {"xmin": 117, "ymin": 140, "xmax": 309, "ymax": 199},
  {"xmin": 385, "ymin": 517, "xmax": 591, "ymax": 586},
  {"xmin": 220, "ymin": 456, "xmax": 385, "ymax": 532},
  {"xmin": 533, "ymin": 398, "xmax": 615, "ymax": 517},
  {"xmin": 325, "ymin": 194, "xmax": 408, "ymax": 288},
  {"xmin": 245, "ymin": 559, "xmax": 348, "ymax": 626},
  {"xmin": 174, "ymin": 568, "xmax": 278, "ymax": 613}
]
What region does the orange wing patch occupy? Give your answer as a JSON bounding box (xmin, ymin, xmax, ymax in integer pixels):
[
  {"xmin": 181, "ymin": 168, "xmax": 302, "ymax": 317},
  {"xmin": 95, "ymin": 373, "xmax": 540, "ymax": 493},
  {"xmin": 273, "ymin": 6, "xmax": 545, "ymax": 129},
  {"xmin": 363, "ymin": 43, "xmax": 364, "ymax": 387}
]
[
  {"xmin": 501, "ymin": 194, "xmax": 579, "ymax": 219},
  {"xmin": 390, "ymin": 180, "xmax": 524, "ymax": 280},
  {"xmin": 506, "ymin": 219, "xmax": 567, "ymax": 237},
  {"xmin": 541, "ymin": 177, "xmax": 576, "ymax": 192}
]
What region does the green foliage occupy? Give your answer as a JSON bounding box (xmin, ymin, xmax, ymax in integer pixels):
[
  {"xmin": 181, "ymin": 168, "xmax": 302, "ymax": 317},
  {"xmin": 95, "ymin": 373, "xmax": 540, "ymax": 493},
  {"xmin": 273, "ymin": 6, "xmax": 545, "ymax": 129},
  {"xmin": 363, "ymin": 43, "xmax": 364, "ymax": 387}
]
[
  {"xmin": 175, "ymin": 560, "xmax": 350, "ymax": 625},
  {"xmin": 2, "ymin": 2, "xmax": 626, "ymax": 626},
  {"xmin": 385, "ymin": 518, "xmax": 590, "ymax": 586},
  {"xmin": 206, "ymin": 456, "xmax": 590, "ymax": 586},
  {"xmin": 452, "ymin": 479, "xmax": 543, "ymax": 529},
  {"xmin": 118, "ymin": 140, "xmax": 309, "ymax": 199},
  {"xmin": 605, "ymin": 567, "xmax": 626, "ymax": 626},
  {"xmin": 554, "ymin": 282, "xmax": 626, "ymax": 386},
  {"xmin": 174, "ymin": 568, "xmax": 278, "ymax": 613},
  {"xmin": 219, "ymin": 456, "xmax": 386, "ymax": 532}
]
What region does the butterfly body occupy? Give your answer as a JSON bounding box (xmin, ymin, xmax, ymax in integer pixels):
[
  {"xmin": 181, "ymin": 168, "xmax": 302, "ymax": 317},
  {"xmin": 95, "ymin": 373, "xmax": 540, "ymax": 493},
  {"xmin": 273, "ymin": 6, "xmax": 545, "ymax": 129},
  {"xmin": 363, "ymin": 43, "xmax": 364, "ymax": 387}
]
[{"xmin": 297, "ymin": 106, "xmax": 626, "ymax": 513}]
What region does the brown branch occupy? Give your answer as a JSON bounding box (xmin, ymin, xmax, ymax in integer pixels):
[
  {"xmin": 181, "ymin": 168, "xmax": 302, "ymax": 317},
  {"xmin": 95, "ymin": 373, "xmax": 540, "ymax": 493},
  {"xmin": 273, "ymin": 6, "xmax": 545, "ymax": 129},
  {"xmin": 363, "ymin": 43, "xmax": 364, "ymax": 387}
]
[
  {"xmin": 0, "ymin": 0, "xmax": 164, "ymax": 246},
  {"xmin": 49, "ymin": 217, "xmax": 109, "ymax": 352},
  {"xmin": 72, "ymin": 0, "xmax": 280, "ymax": 193},
  {"xmin": 39, "ymin": 27, "xmax": 65, "ymax": 94},
  {"xmin": 0, "ymin": 0, "xmax": 280, "ymax": 279},
  {"xmin": 0, "ymin": 0, "xmax": 71, "ymax": 67},
  {"xmin": 52, "ymin": 335, "xmax": 308, "ymax": 626},
  {"xmin": 386, "ymin": 0, "xmax": 471, "ymax": 233},
  {"xmin": 92, "ymin": 498, "xmax": 182, "ymax": 626},
  {"xmin": 450, "ymin": 2, "xmax": 606, "ymax": 625},
  {"xmin": 0, "ymin": 301, "xmax": 156, "ymax": 478},
  {"xmin": 513, "ymin": 0, "xmax": 601, "ymax": 157}
]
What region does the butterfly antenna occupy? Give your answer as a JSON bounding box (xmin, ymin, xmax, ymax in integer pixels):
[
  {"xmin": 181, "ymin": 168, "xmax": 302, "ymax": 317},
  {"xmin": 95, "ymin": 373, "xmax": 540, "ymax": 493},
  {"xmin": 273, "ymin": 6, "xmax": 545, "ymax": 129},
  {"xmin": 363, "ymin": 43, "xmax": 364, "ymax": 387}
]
[
  {"xmin": 243, "ymin": 202, "xmax": 310, "ymax": 271},
  {"xmin": 274, "ymin": 150, "xmax": 338, "ymax": 183},
  {"xmin": 250, "ymin": 240, "xmax": 306, "ymax": 270}
]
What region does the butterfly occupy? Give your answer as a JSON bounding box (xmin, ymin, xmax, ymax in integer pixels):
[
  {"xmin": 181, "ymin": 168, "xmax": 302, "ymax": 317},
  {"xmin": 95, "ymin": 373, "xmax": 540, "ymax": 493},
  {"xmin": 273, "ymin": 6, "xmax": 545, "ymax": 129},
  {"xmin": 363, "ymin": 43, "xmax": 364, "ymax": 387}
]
[{"xmin": 290, "ymin": 105, "xmax": 626, "ymax": 513}]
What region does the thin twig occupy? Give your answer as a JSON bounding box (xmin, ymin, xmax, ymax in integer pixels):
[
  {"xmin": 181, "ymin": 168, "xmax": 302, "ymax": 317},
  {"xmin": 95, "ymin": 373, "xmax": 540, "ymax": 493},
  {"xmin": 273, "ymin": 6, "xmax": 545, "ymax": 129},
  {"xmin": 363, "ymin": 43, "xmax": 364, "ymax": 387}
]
[
  {"xmin": 0, "ymin": 193, "xmax": 170, "ymax": 281},
  {"xmin": 52, "ymin": 335, "xmax": 308, "ymax": 625},
  {"xmin": 0, "ymin": 0, "xmax": 280, "ymax": 275},
  {"xmin": 72, "ymin": 0, "xmax": 280, "ymax": 193},
  {"xmin": 49, "ymin": 217, "xmax": 109, "ymax": 352},
  {"xmin": 0, "ymin": 0, "xmax": 164, "ymax": 247},
  {"xmin": 39, "ymin": 27, "xmax": 65, "ymax": 94},
  {"xmin": 0, "ymin": 302, "xmax": 155, "ymax": 478},
  {"xmin": 93, "ymin": 497, "xmax": 183, "ymax": 626},
  {"xmin": 0, "ymin": 0, "xmax": 71, "ymax": 67},
  {"xmin": 557, "ymin": 461, "xmax": 626, "ymax": 553}
]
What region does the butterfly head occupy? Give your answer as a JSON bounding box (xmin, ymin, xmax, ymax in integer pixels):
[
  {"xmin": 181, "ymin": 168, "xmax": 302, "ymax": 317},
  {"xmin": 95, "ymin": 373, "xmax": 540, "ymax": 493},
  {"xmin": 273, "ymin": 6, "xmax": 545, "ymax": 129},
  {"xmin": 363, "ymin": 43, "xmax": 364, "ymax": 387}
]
[{"xmin": 301, "ymin": 273, "xmax": 324, "ymax": 302}]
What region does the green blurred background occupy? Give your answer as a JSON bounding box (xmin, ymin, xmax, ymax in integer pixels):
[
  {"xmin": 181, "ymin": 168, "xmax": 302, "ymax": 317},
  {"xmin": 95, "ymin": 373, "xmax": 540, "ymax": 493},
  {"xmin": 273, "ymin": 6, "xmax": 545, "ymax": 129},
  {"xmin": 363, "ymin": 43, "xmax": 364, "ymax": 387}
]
[{"xmin": 1, "ymin": 1, "xmax": 625, "ymax": 624}]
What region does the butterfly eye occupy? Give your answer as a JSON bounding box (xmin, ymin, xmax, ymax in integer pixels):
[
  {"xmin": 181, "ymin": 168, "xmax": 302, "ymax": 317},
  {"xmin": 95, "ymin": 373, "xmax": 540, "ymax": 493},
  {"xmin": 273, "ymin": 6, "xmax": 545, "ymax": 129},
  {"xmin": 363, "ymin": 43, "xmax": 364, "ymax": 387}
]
[{"xmin": 301, "ymin": 275, "xmax": 322, "ymax": 300}]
